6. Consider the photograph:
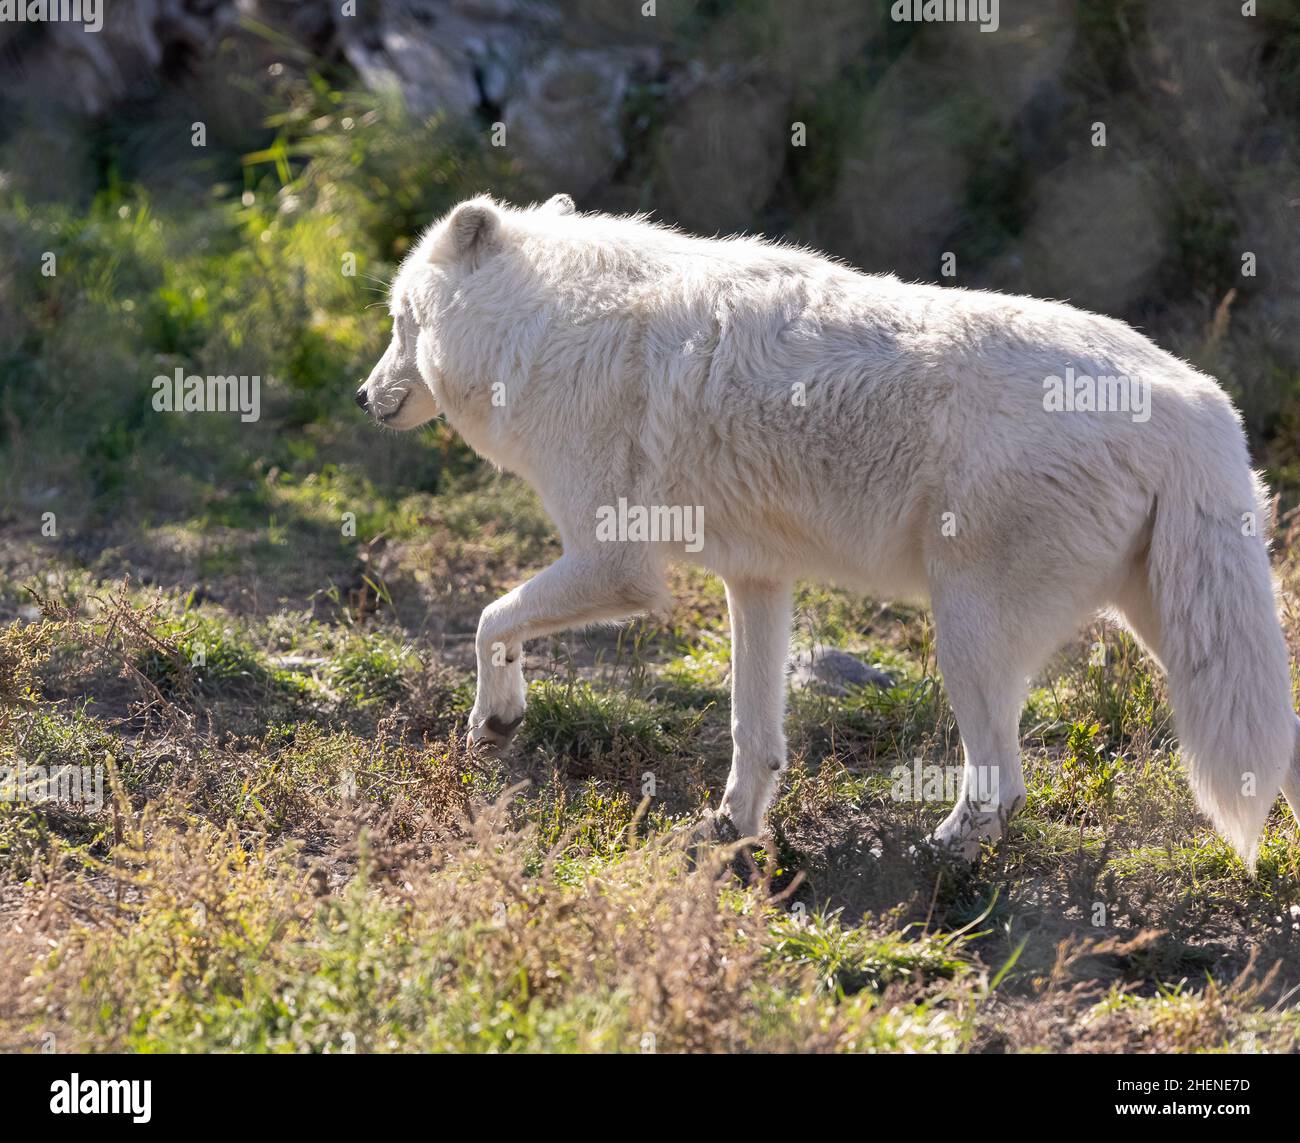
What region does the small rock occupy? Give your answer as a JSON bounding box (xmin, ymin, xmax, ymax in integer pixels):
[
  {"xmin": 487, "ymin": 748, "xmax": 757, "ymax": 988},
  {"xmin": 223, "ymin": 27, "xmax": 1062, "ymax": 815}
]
[{"xmin": 788, "ymin": 646, "xmax": 893, "ymax": 697}]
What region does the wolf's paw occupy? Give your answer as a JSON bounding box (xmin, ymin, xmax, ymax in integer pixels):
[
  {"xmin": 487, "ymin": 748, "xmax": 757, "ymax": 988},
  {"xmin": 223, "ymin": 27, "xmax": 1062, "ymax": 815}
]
[
  {"xmin": 921, "ymin": 806, "xmax": 1005, "ymax": 863},
  {"xmin": 687, "ymin": 809, "xmax": 769, "ymax": 882},
  {"xmin": 466, "ymin": 710, "xmax": 524, "ymax": 752},
  {"xmin": 915, "ymin": 827, "xmax": 983, "ymax": 864},
  {"xmin": 690, "ymin": 808, "xmax": 742, "ymax": 848},
  {"xmin": 922, "ymin": 794, "xmax": 1023, "ymax": 863},
  {"xmin": 686, "ymin": 810, "xmax": 739, "ymax": 869}
]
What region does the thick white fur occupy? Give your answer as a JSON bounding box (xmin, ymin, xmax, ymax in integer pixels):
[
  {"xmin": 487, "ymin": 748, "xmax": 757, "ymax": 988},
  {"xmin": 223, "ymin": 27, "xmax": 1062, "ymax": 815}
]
[{"xmin": 359, "ymin": 193, "xmax": 1300, "ymax": 865}]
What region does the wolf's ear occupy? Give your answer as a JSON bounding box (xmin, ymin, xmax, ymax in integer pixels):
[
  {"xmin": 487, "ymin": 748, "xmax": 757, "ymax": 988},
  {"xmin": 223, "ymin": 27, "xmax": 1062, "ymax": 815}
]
[
  {"xmin": 446, "ymin": 200, "xmax": 500, "ymax": 259},
  {"xmin": 542, "ymin": 193, "xmax": 575, "ymax": 216}
]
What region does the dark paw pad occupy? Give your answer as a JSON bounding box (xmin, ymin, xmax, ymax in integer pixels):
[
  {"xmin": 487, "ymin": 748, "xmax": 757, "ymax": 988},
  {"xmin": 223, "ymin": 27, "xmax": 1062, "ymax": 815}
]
[{"xmin": 485, "ymin": 713, "xmax": 524, "ymax": 739}]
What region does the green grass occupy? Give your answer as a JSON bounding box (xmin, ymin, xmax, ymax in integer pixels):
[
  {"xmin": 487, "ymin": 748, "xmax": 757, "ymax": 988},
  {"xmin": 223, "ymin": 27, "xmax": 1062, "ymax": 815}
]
[
  {"xmin": 138, "ymin": 611, "xmax": 273, "ymax": 696},
  {"xmin": 4, "ymin": 534, "xmax": 1300, "ymax": 1054},
  {"xmin": 766, "ymin": 910, "xmax": 975, "ymax": 996},
  {"xmin": 326, "ymin": 631, "xmax": 417, "ymax": 706},
  {"xmin": 518, "ymin": 679, "xmax": 686, "ymax": 770}
]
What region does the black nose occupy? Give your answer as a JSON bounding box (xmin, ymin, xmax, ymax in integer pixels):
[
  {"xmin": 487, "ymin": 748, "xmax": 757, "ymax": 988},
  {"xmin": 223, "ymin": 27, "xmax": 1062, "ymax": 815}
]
[{"xmin": 355, "ymin": 388, "xmax": 369, "ymax": 410}]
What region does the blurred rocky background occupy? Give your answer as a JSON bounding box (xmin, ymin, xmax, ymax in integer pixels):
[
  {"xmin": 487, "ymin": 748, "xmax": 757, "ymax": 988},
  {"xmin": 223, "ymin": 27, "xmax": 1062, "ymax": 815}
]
[{"xmin": 1, "ymin": 0, "xmax": 1298, "ymax": 547}]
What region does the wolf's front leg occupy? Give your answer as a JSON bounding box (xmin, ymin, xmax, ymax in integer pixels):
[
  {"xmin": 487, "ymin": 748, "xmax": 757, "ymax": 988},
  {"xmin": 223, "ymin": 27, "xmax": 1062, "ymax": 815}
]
[
  {"xmin": 467, "ymin": 552, "xmax": 668, "ymax": 749},
  {"xmin": 717, "ymin": 577, "xmax": 794, "ymax": 836}
]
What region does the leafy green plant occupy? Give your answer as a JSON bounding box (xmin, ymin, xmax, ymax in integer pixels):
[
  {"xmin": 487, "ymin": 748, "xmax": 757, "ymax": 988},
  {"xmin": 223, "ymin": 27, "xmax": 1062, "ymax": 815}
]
[
  {"xmin": 1034, "ymin": 720, "xmax": 1123, "ymax": 823},
  {"xmin": 327, "ymin": 632, "xmax": 416, "ymax": 705}
]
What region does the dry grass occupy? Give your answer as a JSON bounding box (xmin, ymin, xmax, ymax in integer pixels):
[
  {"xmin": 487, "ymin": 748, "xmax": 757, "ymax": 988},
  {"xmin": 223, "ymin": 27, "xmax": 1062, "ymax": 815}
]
[{"xmin": 1, "ymin": 511, "xmax": 1299, "ymax": 1053}]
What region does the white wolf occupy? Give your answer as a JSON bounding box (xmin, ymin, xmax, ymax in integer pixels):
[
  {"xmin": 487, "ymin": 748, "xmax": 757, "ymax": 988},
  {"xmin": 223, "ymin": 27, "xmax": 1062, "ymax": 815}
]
[{"xmin": 358, "ymin": 193, "xmax": 1300, "ymax": 863}]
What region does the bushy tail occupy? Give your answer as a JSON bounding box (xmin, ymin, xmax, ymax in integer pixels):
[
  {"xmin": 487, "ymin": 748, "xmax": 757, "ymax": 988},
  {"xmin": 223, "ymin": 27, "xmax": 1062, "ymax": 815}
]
[{"xmin": 1147, "ymin": 472, "xmax": 1296, "ymax": 867}]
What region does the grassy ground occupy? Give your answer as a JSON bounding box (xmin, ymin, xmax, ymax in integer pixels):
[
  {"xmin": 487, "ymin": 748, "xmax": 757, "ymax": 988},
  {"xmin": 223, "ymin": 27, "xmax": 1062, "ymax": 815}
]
[{"xmin": 2, "ymin": 483, "xmax": 1299, "ymax": 1054}]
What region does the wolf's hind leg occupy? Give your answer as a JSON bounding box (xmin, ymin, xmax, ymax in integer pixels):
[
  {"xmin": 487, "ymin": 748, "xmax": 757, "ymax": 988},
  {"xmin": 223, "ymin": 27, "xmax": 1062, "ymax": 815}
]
[
  {"xmin": 926, "ymin": 585, "xmax": 1040, "ymax": 860},
  {"xmin": 716, "ymin": 576, "xmax": 794, "ymax": 837},
  {"xmin": 1111, "ymin": 558, "xmax": 1166, "ymax": 670},
  {"xmin": 1283, "ymin": 715, "xmax": 1300, "ymax": 829}
]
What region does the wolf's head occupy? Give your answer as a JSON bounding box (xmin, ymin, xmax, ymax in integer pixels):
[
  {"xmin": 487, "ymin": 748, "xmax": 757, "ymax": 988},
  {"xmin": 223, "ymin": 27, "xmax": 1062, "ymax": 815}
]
[{"xmin": 355, "ymin": 192, "xmax": 575, "ymax": 430}]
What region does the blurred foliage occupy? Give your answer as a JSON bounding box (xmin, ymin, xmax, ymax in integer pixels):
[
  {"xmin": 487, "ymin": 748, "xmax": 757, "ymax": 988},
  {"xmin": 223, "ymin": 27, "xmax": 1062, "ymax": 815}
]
[
  {"xmin": 0, "ymin": 1, "xmax": 1298, "ymax": 567},
  {"xmin": 0, "ymin": 63, "xmax": 512, "ymax": 551}
]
